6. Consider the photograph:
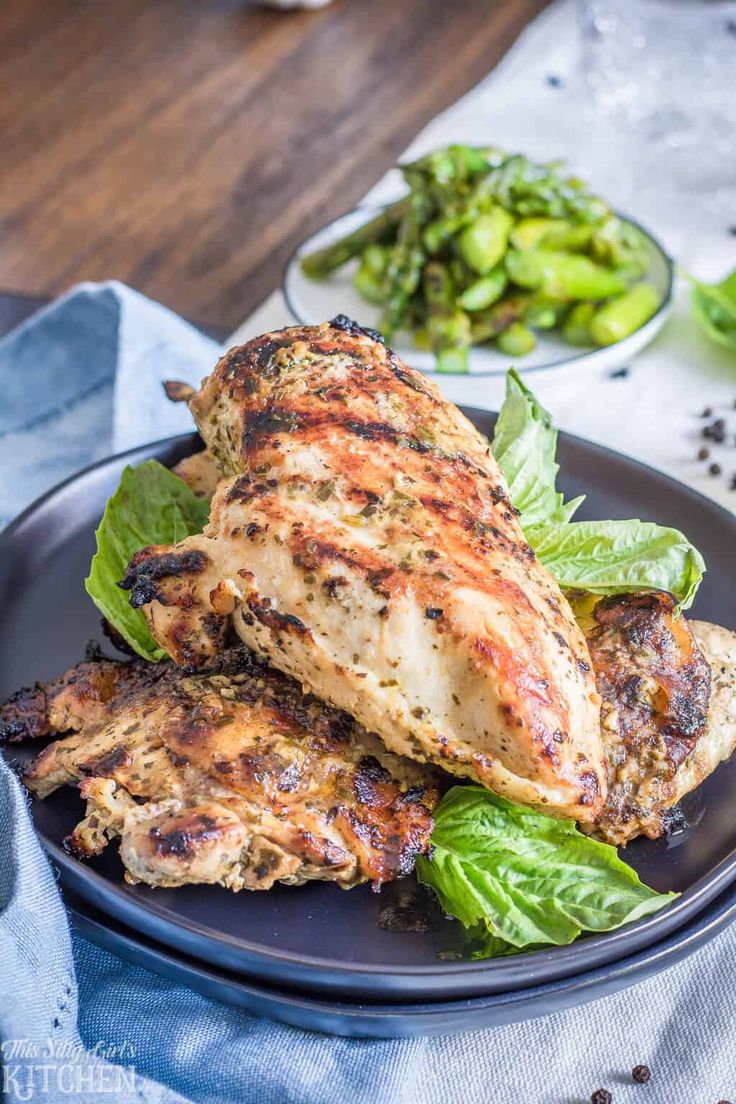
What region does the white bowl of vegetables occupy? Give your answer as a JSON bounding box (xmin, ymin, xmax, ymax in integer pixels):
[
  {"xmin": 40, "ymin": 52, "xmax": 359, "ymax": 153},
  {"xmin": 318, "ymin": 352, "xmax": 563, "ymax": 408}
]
[{"xmin": 285, "ymin": 145, "xmax": 674, "ymax": 377}]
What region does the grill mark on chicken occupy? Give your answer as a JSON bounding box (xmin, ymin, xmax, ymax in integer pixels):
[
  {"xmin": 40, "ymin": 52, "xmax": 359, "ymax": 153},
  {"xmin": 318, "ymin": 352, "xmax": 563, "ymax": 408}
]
[
  {"xmin": 328, "ymin": 314, "xmax": 387, "ymax": 345},
  {"xmin": 0, "ymin": 684, "xmax": 50, "ymax": 741},
  {"xmin": 239, "ymin": 405, "xmax": 490, "ymax": 479},
  {"xmin": 123, "ymin": 321, "xmax": 606, "ymax": 821},
  {"xmin": 121, "ymin": 549, "xmax": 210, "ymax": 609},
  {"xmin": 80, "ymin": 743, "xmax": 132, "ymax": 776},
  {"xmin": 2, "ymin": 648, "xmax": 438, "ymax": 891},
  {"xmin": 578, "ymin": 591, "xmax": 714, "ymax": 844},
  {"xmin": 246, "ymin": 596, "xmax": 311, "ymax": 639},
  {"xmin": 150, "ymin": 812, "xmax": 220, "ymax": 859}
]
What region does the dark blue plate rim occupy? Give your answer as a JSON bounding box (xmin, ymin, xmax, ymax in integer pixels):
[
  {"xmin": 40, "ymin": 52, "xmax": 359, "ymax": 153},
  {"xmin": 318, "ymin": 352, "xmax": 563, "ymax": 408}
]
[{"xmin": 67, "ymin": 877, "xmax": 736, "ymax": 1037}]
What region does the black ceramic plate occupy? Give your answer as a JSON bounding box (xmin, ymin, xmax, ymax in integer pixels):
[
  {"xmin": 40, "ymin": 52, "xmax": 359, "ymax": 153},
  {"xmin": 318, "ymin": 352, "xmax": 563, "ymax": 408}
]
[
  {"xmin": 2, "ymin": 413, "xmax": 736, "ymax": 1002},
  {"xmin": 67, "ymin": 881, "xmax": 736, "ymax": 1038}
]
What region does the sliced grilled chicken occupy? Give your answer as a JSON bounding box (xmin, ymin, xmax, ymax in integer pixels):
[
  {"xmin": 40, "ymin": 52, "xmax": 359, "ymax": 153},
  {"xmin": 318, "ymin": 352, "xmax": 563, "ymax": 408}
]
[
  {"xmin": 120, "ymin": 320, "xmax": 606, "ymax": 821},
  {"xmin": 1, "ymin": 648, "xmax": 438, "ymax": 891},
  {"xmin": 575, "ymin": 591, "xmax": 736, "ymax": 845}
]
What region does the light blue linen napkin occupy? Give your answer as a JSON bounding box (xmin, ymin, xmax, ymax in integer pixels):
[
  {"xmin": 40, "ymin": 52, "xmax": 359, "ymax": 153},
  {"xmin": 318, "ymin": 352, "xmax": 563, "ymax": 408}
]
[{"xmin": 1, "ymin": 282, "xmax": 735, "ymax": 1104}]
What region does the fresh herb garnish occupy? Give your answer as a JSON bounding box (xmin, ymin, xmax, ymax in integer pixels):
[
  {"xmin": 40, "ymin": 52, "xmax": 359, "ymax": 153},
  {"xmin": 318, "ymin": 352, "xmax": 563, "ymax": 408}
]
[
  {"xmin": 491, "ymin": 368, "xmax": 584, "ymax": 525},
  {"xmin": 417, "ymin": 787, "xmax": 676, "ymax": 953},
  {"xmin": 85, "ymin": 460, "xmax": 210, "ymax": 661},
  {"xmin": 686, "ymin": 267, "xmax": 736, "ymax": 351},
  {"xmin": 526, "ymin": 517, "xmax": 704, "ymax": 611},
  {"xmin": 492, "ymin": 370, "xmax": 705, "ymax": 609}
]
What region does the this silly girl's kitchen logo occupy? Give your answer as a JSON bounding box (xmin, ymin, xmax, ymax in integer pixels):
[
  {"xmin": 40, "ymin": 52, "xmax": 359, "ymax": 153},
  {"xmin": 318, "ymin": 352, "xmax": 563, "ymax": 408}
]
[{"xmin": 1, "ymin": 1038, "xmax": 137, "ymax": 1100}]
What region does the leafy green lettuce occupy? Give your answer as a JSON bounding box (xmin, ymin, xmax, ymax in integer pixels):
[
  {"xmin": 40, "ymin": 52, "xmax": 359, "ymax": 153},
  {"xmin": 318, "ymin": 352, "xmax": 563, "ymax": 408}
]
[
  {"xmin": 417, "ymin": 787, "xmax": 676, "ymax": 951},
  {"xmin": 85, "ymin": 460, "xmax": 210, "ymax": 661},
  {"xmin": 491, "ymin": 369, "xmax": 705, "ymax": 609}
]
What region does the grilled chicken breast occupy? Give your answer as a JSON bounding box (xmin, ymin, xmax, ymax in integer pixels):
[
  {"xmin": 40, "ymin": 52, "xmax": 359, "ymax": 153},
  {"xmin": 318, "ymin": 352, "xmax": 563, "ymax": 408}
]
[
  {"xmin": 172, "ymin": 449, "xmax": 221, "ymax": 500},
  {"xmin": 121, "ymin": 319, "xmax": 605, "ymax": 821},
  {"xmin": 0, "ymin": 648, "xmax": 437, "ymax": 891},
  {"xmin": 575, "ymin": 591, "xmax": 736, "ymax": 845},
  {"xmin": 676, "ymin": 619, "xmax": 736, "ymax": 804}
]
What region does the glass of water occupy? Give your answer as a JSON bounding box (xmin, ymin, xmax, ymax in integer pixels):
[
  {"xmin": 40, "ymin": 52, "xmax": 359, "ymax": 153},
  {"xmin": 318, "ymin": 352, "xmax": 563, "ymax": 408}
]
[{"xmin": 579, "ymin": 0, "xmax": 736, "ymax": 212}]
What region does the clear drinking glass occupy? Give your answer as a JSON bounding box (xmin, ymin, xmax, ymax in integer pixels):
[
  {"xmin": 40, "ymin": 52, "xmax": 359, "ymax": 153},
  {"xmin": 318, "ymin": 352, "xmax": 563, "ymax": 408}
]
[{"xmin": 579, "ymin": 0, "xmax": 736, "ymax": 212}]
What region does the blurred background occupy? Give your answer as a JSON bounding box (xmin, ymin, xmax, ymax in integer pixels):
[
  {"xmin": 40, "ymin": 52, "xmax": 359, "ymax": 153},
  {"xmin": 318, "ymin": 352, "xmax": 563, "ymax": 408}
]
[
  {"xmin": 3, "ymin": 0, "xmax": 734, "ymax": 336},
  {"xmin": 0, "ymin": 0, "xmax": 551, "ymax": 338}
]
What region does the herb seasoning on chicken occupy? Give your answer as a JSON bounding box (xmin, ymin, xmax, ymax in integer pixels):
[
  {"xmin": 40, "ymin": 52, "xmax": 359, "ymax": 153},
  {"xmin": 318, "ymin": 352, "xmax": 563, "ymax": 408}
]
[
  {"xmin": 1, "ymin": 647, "xmax": 438, "ymax": 891},
  {"xmin": 122, "ymin": 320, "xmax": 606, "ymax": 822}
]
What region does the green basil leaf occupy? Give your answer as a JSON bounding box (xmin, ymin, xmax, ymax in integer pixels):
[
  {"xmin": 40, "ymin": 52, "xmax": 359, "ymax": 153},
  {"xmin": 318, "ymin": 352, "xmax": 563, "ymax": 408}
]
[
  {"xmin": 417, "ymin": 787, "xmax": 676, "ymax": 952},
  {"xmin": 689, "ymin": 268, "xmax": 736, "ymax": 350},
  {"xmin": 492, "ymin": 369, "xmax": 705, "ymax": 610},
  {"xmin": 492, "ymin": 368, "xmax": 584, "ymax": 527},
  {"xmin": 527, "ymin": 518, "xmax": 706, "ymax": 611},
  {"xmin": 85, "ymin": 460, "xmax": 210, "ymax": 661}
]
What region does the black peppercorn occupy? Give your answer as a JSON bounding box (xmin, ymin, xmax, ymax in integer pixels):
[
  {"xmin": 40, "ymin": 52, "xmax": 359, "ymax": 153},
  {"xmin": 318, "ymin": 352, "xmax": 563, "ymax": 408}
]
[
  {"xmin": 591, "ymin": 1091, "xmax": 612, "ymax": 1104},
  {"xmin": 702, "ymin": 406, "xmax": 714, "ymax": 417},
  {"xmin": 698, "ymin": 446, "xmax": 710, "ymax": 460},
  {"xmin": 632, "ymin": 1065, "xmax": 651, "ymax": 1084},
  {"xmin": 709, "ymin": 463, "xmax": 722, "ymax": 476},
  {"xmin": 703, "ymin": 422, "xmax": 726, "ymax": 443}
]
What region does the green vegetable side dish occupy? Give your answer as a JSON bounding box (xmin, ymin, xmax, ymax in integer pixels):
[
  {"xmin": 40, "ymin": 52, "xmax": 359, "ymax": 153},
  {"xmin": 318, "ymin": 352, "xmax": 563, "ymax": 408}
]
[
  {"xmin": 300, "ymin": 144, "xmax": 662, "ymax": 372},
  {"xmin": 417, "ymin": 787, "xmax": 677, "ymax": 954},
  {"xmin": 85, "ymin": 461, "xmax": 210, "ymax": 661},
  {"xmin": 89, "ymin": 373, "xmax": 704, "ymax": 958}
]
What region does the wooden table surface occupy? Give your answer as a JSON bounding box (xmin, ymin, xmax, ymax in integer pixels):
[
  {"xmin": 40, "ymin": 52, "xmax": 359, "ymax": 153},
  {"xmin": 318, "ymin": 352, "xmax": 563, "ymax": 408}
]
[{"xmin": 1, "ymin": 0, "xmax": 547, "ymax": 338}]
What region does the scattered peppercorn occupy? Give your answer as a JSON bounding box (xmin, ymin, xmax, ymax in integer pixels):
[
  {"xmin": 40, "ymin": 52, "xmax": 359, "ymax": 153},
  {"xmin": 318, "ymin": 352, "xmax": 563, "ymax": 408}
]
[
  {"xmin": 698, "ymin": 446, "xmax": 710, "ymax": 461},
  {"xmin": 710, "ymin": 463, "xmax": 722, "ymax": 476},
  {"xmin": 546, "ymin": 73, "xmax": 563, "ymax": 88},
  {"xmin": 703, "ymin": 421, "xmax": 726, "ymax": 444},
  {"xmin": 632, "ymin": 1065, "xmax": 651, "ymax": 1084},
  {"xmin": 702, "ymin": 406, "xmax": 714, "ymax": 418},
  {"xmin": 590, "ymin": 1091, "xmax": 612, "ymax": 1104},
  {"xmin": 609, "ymin": 366, "xmax": 630, "ymax": 379},
  {"xmin": 425, "ymin": 607, "xmax": 444, "ymax": 620}
]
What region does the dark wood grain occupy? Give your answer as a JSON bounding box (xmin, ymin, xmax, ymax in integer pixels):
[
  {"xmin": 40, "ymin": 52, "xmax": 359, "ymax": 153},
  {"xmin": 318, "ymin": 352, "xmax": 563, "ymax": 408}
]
[{"xmin": 1, "ymin": 0, "xmax": 547, "ymax": 336}]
